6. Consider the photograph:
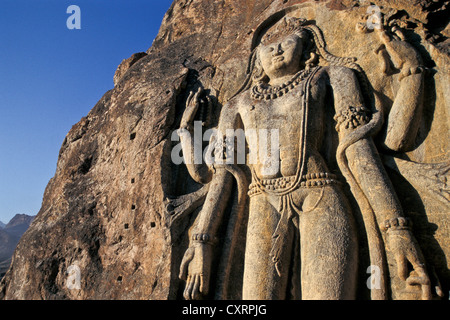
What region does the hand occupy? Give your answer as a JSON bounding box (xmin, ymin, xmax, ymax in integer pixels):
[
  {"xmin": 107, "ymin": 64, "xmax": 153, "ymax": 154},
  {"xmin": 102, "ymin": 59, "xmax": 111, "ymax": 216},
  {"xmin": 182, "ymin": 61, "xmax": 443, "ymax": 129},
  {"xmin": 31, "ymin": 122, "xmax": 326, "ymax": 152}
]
[
  {"xmin": 375, "ymin": 26, "xmax": 423, "ymax": 81},
  {"xmin": 180, "ymin": 87, "xmax": 212, "ymax": 129},
  {"xmin": 179, "ymin": 242, "xmax": 213, "ymax": 300},
  {"xmin": 386, "ymin": 229, "xmax": 436, "ymax": 300}
]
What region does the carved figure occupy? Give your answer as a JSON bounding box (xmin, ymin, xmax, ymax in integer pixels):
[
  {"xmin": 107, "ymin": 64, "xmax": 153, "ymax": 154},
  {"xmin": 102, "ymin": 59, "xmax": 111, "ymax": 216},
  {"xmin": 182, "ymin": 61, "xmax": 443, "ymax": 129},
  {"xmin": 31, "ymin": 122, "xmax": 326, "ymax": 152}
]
[{"xmin": 174, "ymin": 15, "xmax": 439, "ymax": 300}]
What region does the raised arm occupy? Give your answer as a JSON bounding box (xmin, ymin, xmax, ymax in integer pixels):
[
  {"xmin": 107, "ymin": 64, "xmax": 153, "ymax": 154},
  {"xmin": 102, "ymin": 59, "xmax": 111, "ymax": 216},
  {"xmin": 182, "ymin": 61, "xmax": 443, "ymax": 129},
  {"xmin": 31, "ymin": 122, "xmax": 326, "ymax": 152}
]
[
  {"xmin": 178, "ymin": 87, "xmax": 214, "ymax": 184},
  {"xmin": 375, "ymin": 26, "xmax": 425, "ymax": 152}
]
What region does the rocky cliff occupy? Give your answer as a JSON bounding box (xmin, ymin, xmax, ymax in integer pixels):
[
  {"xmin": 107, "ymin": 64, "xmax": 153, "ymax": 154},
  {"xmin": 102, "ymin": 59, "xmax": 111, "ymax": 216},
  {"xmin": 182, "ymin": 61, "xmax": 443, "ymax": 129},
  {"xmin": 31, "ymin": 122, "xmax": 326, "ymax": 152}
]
[{"xmin": 0, "ymin": 0, "xmax": 448, "ymax": 300}]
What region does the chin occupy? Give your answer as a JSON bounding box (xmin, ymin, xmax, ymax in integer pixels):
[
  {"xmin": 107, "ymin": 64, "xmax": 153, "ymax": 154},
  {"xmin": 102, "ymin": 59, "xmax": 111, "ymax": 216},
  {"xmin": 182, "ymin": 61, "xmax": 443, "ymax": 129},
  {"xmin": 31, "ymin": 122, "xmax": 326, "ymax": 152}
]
[{"xmin": 271, "ymin": 62, "xmax": 287, "ymax": 71}]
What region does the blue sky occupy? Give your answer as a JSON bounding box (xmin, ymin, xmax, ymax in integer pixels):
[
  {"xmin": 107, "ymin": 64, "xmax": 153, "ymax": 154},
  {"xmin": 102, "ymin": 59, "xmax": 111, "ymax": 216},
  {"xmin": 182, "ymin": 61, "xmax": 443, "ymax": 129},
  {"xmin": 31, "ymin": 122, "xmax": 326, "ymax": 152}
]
[{"xmin": 0, "ymin": 0, "xmax": 174, "ymax": 224}]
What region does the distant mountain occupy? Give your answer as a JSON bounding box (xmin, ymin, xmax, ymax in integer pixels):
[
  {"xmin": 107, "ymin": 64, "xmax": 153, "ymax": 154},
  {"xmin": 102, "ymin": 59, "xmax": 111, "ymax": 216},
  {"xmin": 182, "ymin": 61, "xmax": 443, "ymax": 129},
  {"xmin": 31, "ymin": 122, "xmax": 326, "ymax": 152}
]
[
  {"xmin": 0, "ymin": 229, "xmax": 18, "ymax": 261},
  {"xmin": 4, "ymin": 214, "xmax": 35, "ymax": 238},
  {"xmin": 0, "ymin": 214, "xmax": 35, "ymax": 279},
  {"xmin": 0, "ymin": 221, "xmax": 5, "ymax": 229}
]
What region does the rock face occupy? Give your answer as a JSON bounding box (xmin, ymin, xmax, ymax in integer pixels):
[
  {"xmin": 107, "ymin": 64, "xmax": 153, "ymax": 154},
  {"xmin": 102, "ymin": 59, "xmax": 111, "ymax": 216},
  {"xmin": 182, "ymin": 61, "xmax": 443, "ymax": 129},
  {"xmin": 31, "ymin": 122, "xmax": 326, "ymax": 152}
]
[
  {"xmin": 113, "ymin": 52, "xmax": 148, "ymax": 86},
  {"xmin": 0, "ymin": 0, "xmax": 448, "ymax": 300}
]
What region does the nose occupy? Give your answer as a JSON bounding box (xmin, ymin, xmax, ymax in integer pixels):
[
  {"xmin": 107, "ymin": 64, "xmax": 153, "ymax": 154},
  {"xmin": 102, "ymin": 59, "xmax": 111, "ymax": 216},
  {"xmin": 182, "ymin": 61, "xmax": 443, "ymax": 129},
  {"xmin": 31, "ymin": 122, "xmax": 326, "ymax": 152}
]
[{"xmin": 273, "ymin": 43, "xmax": 283, "ymax": 56}]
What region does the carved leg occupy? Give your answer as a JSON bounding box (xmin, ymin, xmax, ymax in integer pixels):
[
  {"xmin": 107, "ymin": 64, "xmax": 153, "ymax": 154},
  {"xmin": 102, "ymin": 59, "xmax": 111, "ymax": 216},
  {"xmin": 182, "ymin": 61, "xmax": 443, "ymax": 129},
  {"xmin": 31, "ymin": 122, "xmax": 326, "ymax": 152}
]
[
  {"xmin": 242, "ymin": 193, "xmax": 294, "ymax": 300},
  {"xmin": 299, "ymin": 185, "xmax": 358, "ymax": 300}
]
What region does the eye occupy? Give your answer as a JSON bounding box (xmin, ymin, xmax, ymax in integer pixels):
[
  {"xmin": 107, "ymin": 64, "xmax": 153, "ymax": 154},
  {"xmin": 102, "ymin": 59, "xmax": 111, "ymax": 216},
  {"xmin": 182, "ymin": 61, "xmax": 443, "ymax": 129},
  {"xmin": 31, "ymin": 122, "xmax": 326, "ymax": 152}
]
[{"xmin": 283, "ymin": 39, "xmax": 295, "ymax": 46}]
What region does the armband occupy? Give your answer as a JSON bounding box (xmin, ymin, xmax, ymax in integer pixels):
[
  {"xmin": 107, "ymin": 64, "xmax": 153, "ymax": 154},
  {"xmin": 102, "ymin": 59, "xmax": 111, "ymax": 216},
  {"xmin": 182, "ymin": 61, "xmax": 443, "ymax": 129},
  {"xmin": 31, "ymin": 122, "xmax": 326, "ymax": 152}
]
[
  {"xmin": 334, "ymin": 106, "xmax": 371, "ymax": 132},
  {"xmin": 191, "ymin": 233, "xmax": 218, "ymax": 245},
  {"xmin": 382, "ymin": 217, "xmax": 412, "ymax": 231}
]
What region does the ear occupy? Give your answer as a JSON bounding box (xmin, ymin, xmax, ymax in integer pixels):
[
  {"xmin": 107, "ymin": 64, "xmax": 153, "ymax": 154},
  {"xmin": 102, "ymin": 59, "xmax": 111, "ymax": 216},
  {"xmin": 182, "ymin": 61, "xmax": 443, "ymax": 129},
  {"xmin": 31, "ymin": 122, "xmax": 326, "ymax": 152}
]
[
  {"xmin": 281, "ymin": 17, "xmax": 289, "ymax": 30},
  {"xmin": 251, "ymin": 50, "xmax": 268, "ymax": 83},
  {"xmin": 304, "ymin": 51, "xmax": 318, "ymax": 70}
]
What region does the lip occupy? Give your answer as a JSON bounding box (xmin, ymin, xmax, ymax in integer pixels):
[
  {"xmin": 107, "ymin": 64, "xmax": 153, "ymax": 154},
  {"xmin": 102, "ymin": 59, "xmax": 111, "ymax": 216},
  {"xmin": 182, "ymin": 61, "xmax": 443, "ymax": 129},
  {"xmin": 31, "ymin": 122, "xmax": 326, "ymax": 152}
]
[{"xmin": 272, "ymin": 56, "xmax": 284, "ymax": 63}]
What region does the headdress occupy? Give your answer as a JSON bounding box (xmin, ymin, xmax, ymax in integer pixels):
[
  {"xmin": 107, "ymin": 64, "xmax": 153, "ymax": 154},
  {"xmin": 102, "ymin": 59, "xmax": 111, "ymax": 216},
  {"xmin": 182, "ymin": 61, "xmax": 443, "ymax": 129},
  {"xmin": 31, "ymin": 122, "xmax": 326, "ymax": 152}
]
[{"xmin": 260, "ymin": 17, "xmax": 308, "ymax": 45}]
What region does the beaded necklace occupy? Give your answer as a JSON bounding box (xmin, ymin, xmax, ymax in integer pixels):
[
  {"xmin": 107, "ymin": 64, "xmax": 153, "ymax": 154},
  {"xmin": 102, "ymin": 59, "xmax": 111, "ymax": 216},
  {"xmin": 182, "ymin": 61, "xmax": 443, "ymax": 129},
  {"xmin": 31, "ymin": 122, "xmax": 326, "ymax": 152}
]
[{"xmin": 251, "ymin": 68, "xmax": 312, "ymax": 100}]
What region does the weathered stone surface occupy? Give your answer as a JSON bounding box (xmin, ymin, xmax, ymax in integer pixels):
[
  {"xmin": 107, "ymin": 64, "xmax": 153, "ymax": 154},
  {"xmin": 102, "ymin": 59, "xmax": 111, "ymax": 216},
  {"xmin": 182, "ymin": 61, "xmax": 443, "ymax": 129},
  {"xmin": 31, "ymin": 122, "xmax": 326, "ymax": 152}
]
[
  {"xmin": 113, "ymin": 52, "xmax": 148, "ymax": 86},
  {"xmin": 0, "ymin": 0, "xmax": 448, "ymax": 300}
]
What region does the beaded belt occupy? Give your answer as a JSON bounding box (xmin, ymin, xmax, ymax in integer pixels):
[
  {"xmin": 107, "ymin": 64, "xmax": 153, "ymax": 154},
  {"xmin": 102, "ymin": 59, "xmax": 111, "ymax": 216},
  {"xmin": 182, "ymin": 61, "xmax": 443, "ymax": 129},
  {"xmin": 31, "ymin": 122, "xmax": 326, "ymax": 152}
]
[{"xmin": 248, "ymin": 172, "xmax": 340, "ymax": 197}]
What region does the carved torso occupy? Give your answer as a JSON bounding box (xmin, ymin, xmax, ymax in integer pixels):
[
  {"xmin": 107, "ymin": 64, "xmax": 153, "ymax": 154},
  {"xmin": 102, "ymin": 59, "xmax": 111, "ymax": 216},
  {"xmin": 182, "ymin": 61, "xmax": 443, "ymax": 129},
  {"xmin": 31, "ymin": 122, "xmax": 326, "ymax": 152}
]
[{"xmin": 235, "ymin": 67, "xmax": 330, "ymax": 180}]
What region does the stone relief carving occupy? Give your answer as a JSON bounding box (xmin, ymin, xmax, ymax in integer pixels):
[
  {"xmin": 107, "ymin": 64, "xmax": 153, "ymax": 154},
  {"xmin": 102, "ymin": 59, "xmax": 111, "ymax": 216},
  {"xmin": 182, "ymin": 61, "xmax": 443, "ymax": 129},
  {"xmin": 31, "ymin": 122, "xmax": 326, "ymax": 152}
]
[{"xmin": 167, "ymin": 9, "xmax": 447, "ymax": 300}]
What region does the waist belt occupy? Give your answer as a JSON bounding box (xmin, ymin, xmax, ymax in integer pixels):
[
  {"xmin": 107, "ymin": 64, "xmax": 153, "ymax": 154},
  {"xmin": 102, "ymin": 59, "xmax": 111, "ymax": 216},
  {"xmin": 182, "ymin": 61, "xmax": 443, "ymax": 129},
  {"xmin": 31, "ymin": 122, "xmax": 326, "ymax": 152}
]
[{"xmin": 248, "ymin": 172, "xmax": 340, "ymax": 197}]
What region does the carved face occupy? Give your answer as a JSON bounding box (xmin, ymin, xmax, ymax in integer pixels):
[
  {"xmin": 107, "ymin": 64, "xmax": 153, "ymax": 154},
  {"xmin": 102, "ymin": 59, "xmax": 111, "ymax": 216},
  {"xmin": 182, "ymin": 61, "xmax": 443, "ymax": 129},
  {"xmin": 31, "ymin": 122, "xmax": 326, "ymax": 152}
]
[{"xmin": 258, "ymin": 34, "xmax": 304, "ymax": 82}]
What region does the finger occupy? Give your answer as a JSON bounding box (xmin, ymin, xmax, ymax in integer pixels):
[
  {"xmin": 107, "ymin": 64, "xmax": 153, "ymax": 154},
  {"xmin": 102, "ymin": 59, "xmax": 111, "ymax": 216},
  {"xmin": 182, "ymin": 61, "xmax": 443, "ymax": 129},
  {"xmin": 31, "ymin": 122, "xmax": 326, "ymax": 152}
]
[
  {"xmin": 179, "ymin": 248, "xmax": 194, "ymax": 280},
  {"xmin": 204, "ymin": 96, "xmax": 213, "ymax": 127},
  {"xmin": 392, "ymin": 33, "xmax": 401, "ymax": 41},
  {"xmin": 421, "ymin": 283, "xmax": 432, "ymax": 300},
  {"xmin": 436, "ymin": 285, "xmax": 444, "ymax": 298},
  {"xmin": 191, "ymin": 274, "xmax": 200, "ymax": 300},
  {"xmin": 179, "ymin": 251, "xmax": 192, "ymax": 280},
  {"xmin": 183, "ymin": 275, "xmax": 194, "ymax": 300},
  {"xmin": 186, "ymin": 90, "xmax": 195, "ymax": 107},
  {"xmin": 396, "ymin": 255, "xmax": 408, "ymax": 281},
  {"xmin": 405, "ymin": 248, "xmax": 428, "ymax": 281},
  {"xmin": 183, "ymin": 275, "xmax": 190, "ymax": 300},
  {"xmin": 415, "ymin": 267, "xmax": 432, "ymax": 300},
  {"xmin": 407, "ymin": 274, "xmax": 432, "ymax": 300},
  {"xmin": 392, "ymin": 27, "xmax": 406, "ymax": 41},
  {"xmin": 200, "ymin": 273, "xmax": 209, "ymax": 296},
  {"xmin": 406, "ymin": 273, "xmax": 430, "ymax": 286},
  {"xmin": 431, "ymin": 267, "xmax": 444, "ymax": 297},
  {"xmin": 193, "ymin": 87, "xmax": 203, "ymax": 105},
  {"xmin": 199, "ymin": 274, "xmax": 204, "ymax": 295},
  {"xmin": 406, "ymin": 264, "xmax": 432, "ymax": 300}
]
